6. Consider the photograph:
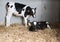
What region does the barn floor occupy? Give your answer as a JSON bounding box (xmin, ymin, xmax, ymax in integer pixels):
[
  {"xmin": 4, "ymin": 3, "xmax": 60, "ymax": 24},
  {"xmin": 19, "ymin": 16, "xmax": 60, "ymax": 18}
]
[{"xmin": 0, "ymin": 23, "xmax": 60, "ymax": 42}]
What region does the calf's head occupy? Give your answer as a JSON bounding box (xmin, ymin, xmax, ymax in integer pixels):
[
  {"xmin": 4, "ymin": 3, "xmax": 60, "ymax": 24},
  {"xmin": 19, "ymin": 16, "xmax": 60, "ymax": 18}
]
[
  {"xmin": 25, "ymin": 7, "xmax": 36, "ymax": 18},
  {"xmin": 28, "ymin": 21, "xmax": 38, "ymax": 31}
]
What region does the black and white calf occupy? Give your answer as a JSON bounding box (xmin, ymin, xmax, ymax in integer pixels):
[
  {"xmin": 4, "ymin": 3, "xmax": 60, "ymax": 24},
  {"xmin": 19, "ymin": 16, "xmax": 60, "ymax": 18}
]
[
  {"xmin": 5, "ymin": 2, "xmax": 36, "ymax": 27},
  {"xmin": 28, "ymin": 21, "xmax": 51, "ymax": 31}
]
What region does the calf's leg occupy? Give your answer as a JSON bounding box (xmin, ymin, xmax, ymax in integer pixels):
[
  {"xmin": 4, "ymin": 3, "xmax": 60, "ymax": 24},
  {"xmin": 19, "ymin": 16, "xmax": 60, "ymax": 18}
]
[
  {"xmin": 47, "ymin": 24, "xmax": 51, "ymax": 29},
  {"xmin": 24, "ymin": 18, "xmax": 28, "ymax": 27},
  {"xmin": 5, "ymin": 12, "xmax": 13, "ymax": 27}
]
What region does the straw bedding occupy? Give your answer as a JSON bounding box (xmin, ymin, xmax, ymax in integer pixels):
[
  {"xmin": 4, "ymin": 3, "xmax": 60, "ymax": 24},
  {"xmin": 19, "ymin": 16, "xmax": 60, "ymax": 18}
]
[{"xmin": 0, "ymin": 23, "xmax": 60, "ymax": 42}]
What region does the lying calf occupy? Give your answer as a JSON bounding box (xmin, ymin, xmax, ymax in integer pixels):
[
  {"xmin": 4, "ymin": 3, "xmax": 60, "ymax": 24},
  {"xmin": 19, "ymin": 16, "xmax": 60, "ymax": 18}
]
[{"xmin": 28, "ymin": 21, "xmax": 51, "ymax": 31}]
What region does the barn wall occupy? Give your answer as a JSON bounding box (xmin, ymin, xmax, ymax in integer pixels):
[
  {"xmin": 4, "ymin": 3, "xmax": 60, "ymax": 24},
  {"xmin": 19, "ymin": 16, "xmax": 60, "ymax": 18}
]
[
  {"xmin": 0, "ymin": 0, "xmax": 59, "ymax": 25},
  {"xmin": 59, "ymin": 2, "xmax": 60, "ymax": 22}
]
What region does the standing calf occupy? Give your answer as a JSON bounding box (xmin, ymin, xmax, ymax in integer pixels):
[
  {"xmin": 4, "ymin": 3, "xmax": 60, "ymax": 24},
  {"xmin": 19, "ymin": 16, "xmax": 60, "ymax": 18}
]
[{"xmin": 5, "ymin": 2, "xmax": 36, "ymax": 27}]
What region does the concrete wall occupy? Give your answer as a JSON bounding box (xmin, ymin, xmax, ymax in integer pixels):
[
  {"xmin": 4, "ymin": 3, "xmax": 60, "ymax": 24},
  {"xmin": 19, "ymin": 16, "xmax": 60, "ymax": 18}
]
[{"xmin": 0, "ymin": 0, "xmax": 59, "ymax": 25}]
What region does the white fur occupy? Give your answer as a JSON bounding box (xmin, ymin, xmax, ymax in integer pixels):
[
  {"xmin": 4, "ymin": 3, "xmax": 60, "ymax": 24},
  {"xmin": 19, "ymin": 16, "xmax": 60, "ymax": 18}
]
[
  {"xmin": 33, "ymin": 22, "xmax": 37, "ymax": 25},
  {"xmin": 6, "ymin": 11, "xmax": 13, "ymax": 27},
  {"xmin": 28, "ymin": 23, "xmax": 31, "ymax": 26},
  {"xmin": 32, "ymin": 9, "xmax": 36, "ymax": 18},
  {"xmin": 47, "ymin": 25, "xmax": 51, "ymax": 29},
  {"xmin": 46, "ymin": 22, "xmax": 51, "ymax": 29},
  {"xmin": 46, "ymin": 22, "xmax": 48, "ymax": 24}
]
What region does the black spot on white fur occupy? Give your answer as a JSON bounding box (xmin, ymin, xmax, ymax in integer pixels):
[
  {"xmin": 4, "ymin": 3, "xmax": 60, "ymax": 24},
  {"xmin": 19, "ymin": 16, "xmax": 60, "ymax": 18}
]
[{"xmin": 15, "ymin": 3, "xmax": 26, "ymax": 14}]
